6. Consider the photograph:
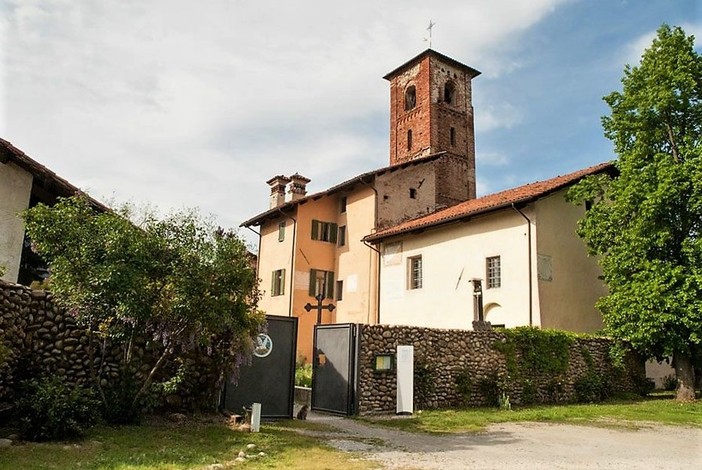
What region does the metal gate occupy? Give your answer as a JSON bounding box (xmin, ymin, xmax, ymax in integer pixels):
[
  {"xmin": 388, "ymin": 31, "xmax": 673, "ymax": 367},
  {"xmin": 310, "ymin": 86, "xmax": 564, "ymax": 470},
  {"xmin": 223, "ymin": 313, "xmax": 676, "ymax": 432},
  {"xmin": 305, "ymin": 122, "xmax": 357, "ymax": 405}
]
[
  {"xmin": 221, "ymin": 315, "xmax": 297, "ymax": 419},
  {"xmin": 311, "ymin": 323, "xmax": 358, "ymax": 415}
]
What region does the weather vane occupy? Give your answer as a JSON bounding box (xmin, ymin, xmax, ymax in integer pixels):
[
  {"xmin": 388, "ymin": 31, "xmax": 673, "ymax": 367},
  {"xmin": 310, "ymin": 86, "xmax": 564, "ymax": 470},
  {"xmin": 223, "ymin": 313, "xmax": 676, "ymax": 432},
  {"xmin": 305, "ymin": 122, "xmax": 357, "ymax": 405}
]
[{"xmin": 424, "ymin": 20, "xmax": 436, "ymax": 49}]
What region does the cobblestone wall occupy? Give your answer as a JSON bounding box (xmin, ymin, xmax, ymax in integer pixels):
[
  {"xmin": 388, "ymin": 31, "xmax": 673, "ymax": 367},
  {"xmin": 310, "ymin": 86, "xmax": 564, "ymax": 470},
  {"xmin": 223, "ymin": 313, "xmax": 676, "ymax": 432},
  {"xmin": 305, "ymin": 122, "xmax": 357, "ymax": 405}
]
[
  {"xmin": 357, "ymin": 324, "xmax": 645, "ymax": 415},
  {"xmin": 0, "ymin": 279, "xmax": 222, "ymax": 410}
]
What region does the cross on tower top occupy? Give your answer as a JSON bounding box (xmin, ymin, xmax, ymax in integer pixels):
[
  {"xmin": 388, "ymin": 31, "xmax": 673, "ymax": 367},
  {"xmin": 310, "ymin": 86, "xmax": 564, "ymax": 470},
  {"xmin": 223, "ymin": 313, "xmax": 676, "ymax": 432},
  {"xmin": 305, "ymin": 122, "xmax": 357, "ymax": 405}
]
[{"xmin": 425, "ymin": 20, "xmax": 436, "ymax": 49}]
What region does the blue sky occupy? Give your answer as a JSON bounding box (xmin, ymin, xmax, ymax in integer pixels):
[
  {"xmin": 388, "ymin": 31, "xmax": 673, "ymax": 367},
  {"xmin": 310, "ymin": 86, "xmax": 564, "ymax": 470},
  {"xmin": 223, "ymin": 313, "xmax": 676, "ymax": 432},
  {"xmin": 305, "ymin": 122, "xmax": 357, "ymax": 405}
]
[{"xmin": 1, "ymin": 0, "xmax": 699, "ymax": 248}]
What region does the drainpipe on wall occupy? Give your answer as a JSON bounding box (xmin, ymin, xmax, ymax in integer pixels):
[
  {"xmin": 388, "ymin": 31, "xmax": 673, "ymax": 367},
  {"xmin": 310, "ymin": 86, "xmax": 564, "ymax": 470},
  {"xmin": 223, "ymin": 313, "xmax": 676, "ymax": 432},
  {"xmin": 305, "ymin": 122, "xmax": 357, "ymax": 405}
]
[
  {"xmin": 511, "ymin": 203, "xmax": 533, "ymax": 327},
  {"xmin": 244, "ymin": 225, "xmax": 261, "ymax": 278},
  {"xmin": 276, "ymin": 208, "xmax": 297, "ymax": 318},
  {"xmin": 358, "ymin": 177, "xmax": 381, "ymax": 325}
]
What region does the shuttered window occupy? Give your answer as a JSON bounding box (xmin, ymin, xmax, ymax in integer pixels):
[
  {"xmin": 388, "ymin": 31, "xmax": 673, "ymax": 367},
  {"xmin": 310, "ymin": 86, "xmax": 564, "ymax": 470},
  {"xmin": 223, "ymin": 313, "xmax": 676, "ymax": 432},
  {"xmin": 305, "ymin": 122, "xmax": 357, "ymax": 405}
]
[
  {"xmin": 309, "ymin": 269, "xmax": 335, "ymax": 299},
  {"xmin": 311, "ymin": 219, "xmax": 338, "ymax": 243},
  {"xmin": 271, "ymin": 269, "xmax": 285, "ymax": 296},
  {"xmin": 278, "ymin": 221, "xmax": 286, "ymax": 242}
]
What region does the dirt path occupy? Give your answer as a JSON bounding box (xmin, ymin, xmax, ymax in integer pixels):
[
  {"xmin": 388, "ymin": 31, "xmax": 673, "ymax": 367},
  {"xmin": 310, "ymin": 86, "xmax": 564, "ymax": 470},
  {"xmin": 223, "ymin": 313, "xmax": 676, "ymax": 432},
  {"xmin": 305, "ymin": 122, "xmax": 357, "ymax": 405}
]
[{"xmin": 306, "ymin": 412, "xmax": 702, "ymax": 469}]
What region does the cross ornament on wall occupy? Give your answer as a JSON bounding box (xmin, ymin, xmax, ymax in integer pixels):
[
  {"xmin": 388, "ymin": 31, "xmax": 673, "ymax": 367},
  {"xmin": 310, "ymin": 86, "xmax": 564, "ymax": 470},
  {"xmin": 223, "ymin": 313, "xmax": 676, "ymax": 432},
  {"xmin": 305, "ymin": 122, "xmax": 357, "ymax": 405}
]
[{"xmin": 304, "ymin": 293, "xmax": 336, "ymax": 324}]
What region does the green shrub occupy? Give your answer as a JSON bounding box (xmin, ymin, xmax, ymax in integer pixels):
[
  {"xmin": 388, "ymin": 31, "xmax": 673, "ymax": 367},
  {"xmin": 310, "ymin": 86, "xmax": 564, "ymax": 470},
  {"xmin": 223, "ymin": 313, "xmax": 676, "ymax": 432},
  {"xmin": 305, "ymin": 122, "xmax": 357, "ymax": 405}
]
[
  {"xmin": 455, "ymin": 369, "xmax": 472, "ymax": 403},
  {"xmin": 478, "ymin": 374, "xmax": 500, "ymax": 407},
  {"xmin": 102, "ymin": 371, "xmax": 144, "ymax": 424},
  {"xmin": 295, "ymin": 363, "xmax": 313, "ymax": 387},
  {"xmin": 414, "ymin": 358, "xmax": 435, "ymax": 409},
  {"xmin": 545, "ymin": 377, "xmax": 565, "ymax": 403},
  {"xmin": 632, "ymin": 375, "xmax": 655, "ymax": 396},
  {"xmin": 521, "ymin": 378, "xmax": 537, "ymax": 405},
  {"xmin": 16, "ymin": 376, "xmax": 99, "ymax": 441},
  {"xmin": 574, "ymin": 373, "xmax": 604, "ymax": 403},
  {"xmin": 662, "ymin": 374, "xmax": 677, "ymax": 391}
]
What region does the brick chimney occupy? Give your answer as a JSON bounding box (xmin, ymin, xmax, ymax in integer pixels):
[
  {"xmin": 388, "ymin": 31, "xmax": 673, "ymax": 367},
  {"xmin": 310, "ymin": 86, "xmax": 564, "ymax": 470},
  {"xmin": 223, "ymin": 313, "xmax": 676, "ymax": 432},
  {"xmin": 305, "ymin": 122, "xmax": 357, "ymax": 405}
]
[
  {"xmin": 266, "ymin": 175, "xmax": 291, "ymax": 209},
  {"xmin": 288, "ymin": 173, "xmax": 311, "ymax": 201}
]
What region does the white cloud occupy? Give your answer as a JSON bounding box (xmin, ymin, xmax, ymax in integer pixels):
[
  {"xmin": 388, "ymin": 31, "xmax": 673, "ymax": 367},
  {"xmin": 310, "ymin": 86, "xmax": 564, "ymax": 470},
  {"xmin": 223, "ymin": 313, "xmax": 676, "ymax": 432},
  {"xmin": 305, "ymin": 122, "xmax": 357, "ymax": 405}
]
[
  {"xmin": 621, "ymin": 22, "xmax": 702, "ymax": 69},
  {"xmin": 1, "ymin": 0, "xmax": 570, "ymax": 244},
  {"xmin": 476, "ymin": 152, "xmax": 510, "ymax": 167},
  {"xmin": 475, "ymin": 102, "xmax": 523, "ymax": 133}
]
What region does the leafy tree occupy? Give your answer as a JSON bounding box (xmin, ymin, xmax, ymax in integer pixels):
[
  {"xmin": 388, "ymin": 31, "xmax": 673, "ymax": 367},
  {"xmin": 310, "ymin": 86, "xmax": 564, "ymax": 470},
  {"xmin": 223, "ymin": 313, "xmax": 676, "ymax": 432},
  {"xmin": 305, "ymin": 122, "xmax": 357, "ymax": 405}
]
[
  {"xmin": 23, "ymin": 196, "xmax": 264, "ymax": 418},
  {"xmin": 569, "ymin": 25, "xmax": 702, "ymax": 401}
]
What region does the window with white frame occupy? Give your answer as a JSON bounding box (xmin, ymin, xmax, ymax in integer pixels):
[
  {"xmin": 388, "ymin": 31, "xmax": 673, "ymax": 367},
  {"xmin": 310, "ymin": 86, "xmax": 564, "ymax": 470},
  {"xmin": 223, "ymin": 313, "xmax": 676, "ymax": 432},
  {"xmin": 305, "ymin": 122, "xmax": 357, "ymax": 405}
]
[
  {"xmin": 408, "ymin": 255, "xmax": 423, "ymax": 290},
  {"xmin": 271, "ymin": 269, "xmax": 285, "ymax": 296},
  {"xmin": 486, "ymin": 256, "xmax": 501, "ymax": 289}
]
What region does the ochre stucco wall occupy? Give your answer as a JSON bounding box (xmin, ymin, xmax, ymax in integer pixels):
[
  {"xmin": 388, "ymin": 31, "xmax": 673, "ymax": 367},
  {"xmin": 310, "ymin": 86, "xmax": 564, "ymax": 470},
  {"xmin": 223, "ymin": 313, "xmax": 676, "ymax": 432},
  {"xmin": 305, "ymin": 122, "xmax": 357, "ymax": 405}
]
[
  {"xmin": 0, "ymin": 162, "xmax": 32, "ymax": 283},
  {"xmin": 534, "ymin": 190, "xmax": 605, "ymax": 332},
  {"xmin": 256, "ymin": 186, "xmax": 378, "ymax": 363}
]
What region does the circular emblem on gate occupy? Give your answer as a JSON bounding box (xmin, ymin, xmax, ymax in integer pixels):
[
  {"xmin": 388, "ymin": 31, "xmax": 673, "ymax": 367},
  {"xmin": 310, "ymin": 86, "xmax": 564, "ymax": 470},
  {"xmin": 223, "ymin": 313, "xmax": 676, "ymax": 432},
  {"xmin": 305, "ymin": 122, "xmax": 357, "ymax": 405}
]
[{"xmin": 253, "ymin": 333, "xmax": 273, "ymax": 358}]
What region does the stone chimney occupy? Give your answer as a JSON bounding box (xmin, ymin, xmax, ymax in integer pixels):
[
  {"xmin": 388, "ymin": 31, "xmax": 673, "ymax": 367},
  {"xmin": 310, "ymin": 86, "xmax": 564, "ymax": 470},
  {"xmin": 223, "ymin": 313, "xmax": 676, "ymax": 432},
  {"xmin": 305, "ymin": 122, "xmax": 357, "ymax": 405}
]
[
  {"xmin": 288, "ymin": 173, "xmax": 311, "ymax": 201},
  {"xmin": 266, "ymin": 175, "xmax": 291, "ymax": 209}
]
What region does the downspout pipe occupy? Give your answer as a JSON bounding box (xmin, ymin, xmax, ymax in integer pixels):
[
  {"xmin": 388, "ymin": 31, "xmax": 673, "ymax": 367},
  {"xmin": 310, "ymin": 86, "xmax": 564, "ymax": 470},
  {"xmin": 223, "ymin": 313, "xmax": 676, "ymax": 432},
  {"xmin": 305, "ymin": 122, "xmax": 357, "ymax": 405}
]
[
  {"xmin": 244, "ymin": 225, "xmax": 262, "ymax": 279},
  {"xmin": 358, "ymin": 177, "xmax": 381, "ymax": 325},
  {"xmin": 276, "ymin": 208, "xmax": 297, "ymax": 318},
  {"xmin": 511, "ymin": 203, "xmax": 533, "ymax": 327}
]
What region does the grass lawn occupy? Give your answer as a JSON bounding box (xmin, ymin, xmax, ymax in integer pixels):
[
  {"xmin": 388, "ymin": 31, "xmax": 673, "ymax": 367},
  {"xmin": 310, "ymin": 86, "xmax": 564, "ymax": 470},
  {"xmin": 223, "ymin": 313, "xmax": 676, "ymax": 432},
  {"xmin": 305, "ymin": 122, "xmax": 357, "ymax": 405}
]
[
  {"xmin": 363, "ymin": 394, "xmax": 702, "ymax": 433},
  {"xmin": 0, "ymin": 416, "xmax": 377, "ymax": 470}
]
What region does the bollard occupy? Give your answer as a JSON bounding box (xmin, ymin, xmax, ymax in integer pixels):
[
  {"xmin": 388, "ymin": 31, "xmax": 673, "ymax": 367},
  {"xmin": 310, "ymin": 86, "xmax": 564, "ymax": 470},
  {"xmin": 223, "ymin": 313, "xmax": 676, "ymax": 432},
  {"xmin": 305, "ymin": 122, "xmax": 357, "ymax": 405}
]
[{"xmin": 251, "ymin": 403, "xmax": 261, "ymax": 432}]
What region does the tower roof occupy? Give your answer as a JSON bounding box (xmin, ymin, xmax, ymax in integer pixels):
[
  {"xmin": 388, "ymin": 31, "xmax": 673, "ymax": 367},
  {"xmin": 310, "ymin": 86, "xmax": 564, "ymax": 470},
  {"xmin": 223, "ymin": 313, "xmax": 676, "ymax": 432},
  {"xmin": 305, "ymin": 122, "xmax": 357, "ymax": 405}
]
[{"xmin": 383, "ymin": 49, "xmax": 481, "ymax": 81}]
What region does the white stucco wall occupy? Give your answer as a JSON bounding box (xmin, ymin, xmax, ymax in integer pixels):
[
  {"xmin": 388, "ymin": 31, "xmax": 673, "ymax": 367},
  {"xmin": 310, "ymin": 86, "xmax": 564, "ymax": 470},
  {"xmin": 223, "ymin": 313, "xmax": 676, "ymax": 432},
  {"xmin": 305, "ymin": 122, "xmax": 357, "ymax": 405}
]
[
  {"xmin": 0, "ymin": 162, "xmax": 33, "ymax": 282},
  {"xmin": 379, "ymin": 208, "xmax": 535, "ymax": 329}
]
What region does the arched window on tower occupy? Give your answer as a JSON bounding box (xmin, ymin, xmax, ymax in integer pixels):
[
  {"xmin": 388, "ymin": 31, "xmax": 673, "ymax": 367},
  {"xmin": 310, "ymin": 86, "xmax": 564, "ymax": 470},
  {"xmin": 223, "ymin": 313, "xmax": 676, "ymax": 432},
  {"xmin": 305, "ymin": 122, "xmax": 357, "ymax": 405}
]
[
  {"xmin": 407, "ymin": 129, "xmax": 413, "ymax": 150},
  {"xmin": 450, "ymin": 127, "xmax": 456, "ymax": 146},
  {"xmin": 404, "ymin": 86, "xmax": 416, "ymax": 111},
  {"xmin": 444, "ymin": 81, "xmax": 455, "ymax": 104}
]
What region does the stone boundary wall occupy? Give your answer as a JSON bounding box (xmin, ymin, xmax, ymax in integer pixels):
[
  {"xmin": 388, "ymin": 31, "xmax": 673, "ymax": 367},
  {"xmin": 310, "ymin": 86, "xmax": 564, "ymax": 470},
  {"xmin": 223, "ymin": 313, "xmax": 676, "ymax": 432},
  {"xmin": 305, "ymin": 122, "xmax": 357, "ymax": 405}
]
[
  {"xmin": 357, "ymin": 324, "xmax": 645, "ymax": 415},
  {"xmin": 0, "ymin": 279, "xmax": 220, "ymax": 410}
]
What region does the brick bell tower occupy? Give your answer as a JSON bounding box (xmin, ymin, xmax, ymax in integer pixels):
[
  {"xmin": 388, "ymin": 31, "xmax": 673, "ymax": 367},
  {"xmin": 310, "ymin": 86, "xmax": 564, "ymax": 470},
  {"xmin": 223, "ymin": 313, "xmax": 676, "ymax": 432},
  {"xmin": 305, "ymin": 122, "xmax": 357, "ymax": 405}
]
[{"xmin": 384, "ymin": 49, "xmax": 481, "ymax": 200}]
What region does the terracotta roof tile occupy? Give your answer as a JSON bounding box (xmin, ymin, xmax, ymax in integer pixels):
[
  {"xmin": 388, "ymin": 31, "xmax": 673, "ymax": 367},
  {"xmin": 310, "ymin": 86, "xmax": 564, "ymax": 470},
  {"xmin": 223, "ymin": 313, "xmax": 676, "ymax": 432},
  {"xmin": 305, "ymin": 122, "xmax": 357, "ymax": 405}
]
[
  {"xmin": 241, "ymin": 152, "xmax": 447, "ymax": 227},
  {"xmin": 364, "ymin": 162, "xmax": 614, "ymax": 242},
  {"xmin": 1, "ymin": 137, "xmax": 108, "ymax": 211}
]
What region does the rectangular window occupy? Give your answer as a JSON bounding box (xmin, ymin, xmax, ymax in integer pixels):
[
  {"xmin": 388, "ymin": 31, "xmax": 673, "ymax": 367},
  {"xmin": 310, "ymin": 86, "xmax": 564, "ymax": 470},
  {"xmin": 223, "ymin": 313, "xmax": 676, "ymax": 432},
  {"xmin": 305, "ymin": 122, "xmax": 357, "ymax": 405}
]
[
  {"xmin": 409, "ymin": 188, "xmax": 417, "ymax": 199},
  {"xmin": 338, "ymin": 225, "xmax": 346, "ymax": 246},
  {"xmin": 311, "ymin": 219, "xmax": 338, "ymax": 243},
  {"xmin": 278, "ymin": 221, "xmax": 286, "ymax": 242},
  {"xmin": 336, "ymin": 280, "xmax": 344, "ymax": 301},
  {"xmin": 271, "ymin": 269, "xmax": 285, "ymax": 296},
  {"xmin": 486, "ymin": 256, "xmax": 501, "ymax": 289},
  {"xmin": 408, "ymin": 255, "xmax": 422, "ymax": 290},
  {"xmin": 340, "ymin": 196, "xmax": 347, "ymax": 213},
  {"xmin": 309, "ymin": 269, "xmax": 335, "ymax": 299}
]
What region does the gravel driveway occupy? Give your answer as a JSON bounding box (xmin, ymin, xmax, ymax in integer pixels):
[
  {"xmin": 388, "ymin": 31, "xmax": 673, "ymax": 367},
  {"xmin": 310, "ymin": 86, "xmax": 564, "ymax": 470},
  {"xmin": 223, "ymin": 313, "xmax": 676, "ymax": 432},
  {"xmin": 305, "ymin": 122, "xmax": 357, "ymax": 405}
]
[{"xmin": 306, "ymin": 412, "xmax": 702, "ymax": 469}]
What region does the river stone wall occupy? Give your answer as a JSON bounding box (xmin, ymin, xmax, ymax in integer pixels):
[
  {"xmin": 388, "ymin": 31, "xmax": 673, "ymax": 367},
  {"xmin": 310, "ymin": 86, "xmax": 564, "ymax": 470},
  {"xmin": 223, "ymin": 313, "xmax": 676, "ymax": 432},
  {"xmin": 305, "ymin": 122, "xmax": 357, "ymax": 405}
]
[
  {"xmin": 0, "ymin": 279, "xmax": 221, "ymax": 410},
  {"xmin": 357, "ymin": 324, "xmax": 645, "ymax": 415}
]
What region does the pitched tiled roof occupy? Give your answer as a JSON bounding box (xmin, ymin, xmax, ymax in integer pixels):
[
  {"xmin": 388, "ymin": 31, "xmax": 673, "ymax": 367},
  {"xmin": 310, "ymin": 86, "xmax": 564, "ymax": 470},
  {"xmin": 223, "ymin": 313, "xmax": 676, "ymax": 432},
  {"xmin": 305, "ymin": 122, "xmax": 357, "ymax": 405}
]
[
  {"xmin": 241, "ymin": 152, "xmax": 447, "ymax": 227},
  {"xmin": 363, "ymin": 162, "xmax": 615, "ymax": 243},
  {"xmin": 383, "ymin": 49, "xmax": 481, "ymax": 81},
  {"xmin": 0, "ymin": 137, "xmax": 108, "ymax": 211}
]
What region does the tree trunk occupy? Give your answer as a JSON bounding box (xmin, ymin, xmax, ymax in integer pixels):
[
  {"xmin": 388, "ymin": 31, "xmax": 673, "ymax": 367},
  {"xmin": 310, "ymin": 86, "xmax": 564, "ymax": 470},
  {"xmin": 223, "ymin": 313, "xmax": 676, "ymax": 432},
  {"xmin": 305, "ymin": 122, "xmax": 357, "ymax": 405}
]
[{"xmin": 673, "ymin": 352, "xmax": 696, "ymax": 402}]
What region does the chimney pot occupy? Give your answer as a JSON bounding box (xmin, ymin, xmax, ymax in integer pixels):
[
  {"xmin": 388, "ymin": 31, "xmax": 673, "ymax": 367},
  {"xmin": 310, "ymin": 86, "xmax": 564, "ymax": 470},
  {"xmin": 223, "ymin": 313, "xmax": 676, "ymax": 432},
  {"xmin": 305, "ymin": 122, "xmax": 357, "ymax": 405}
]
[{"xmin": 266, "ymin": 175, "xmax": 291, "ymax": 209}]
